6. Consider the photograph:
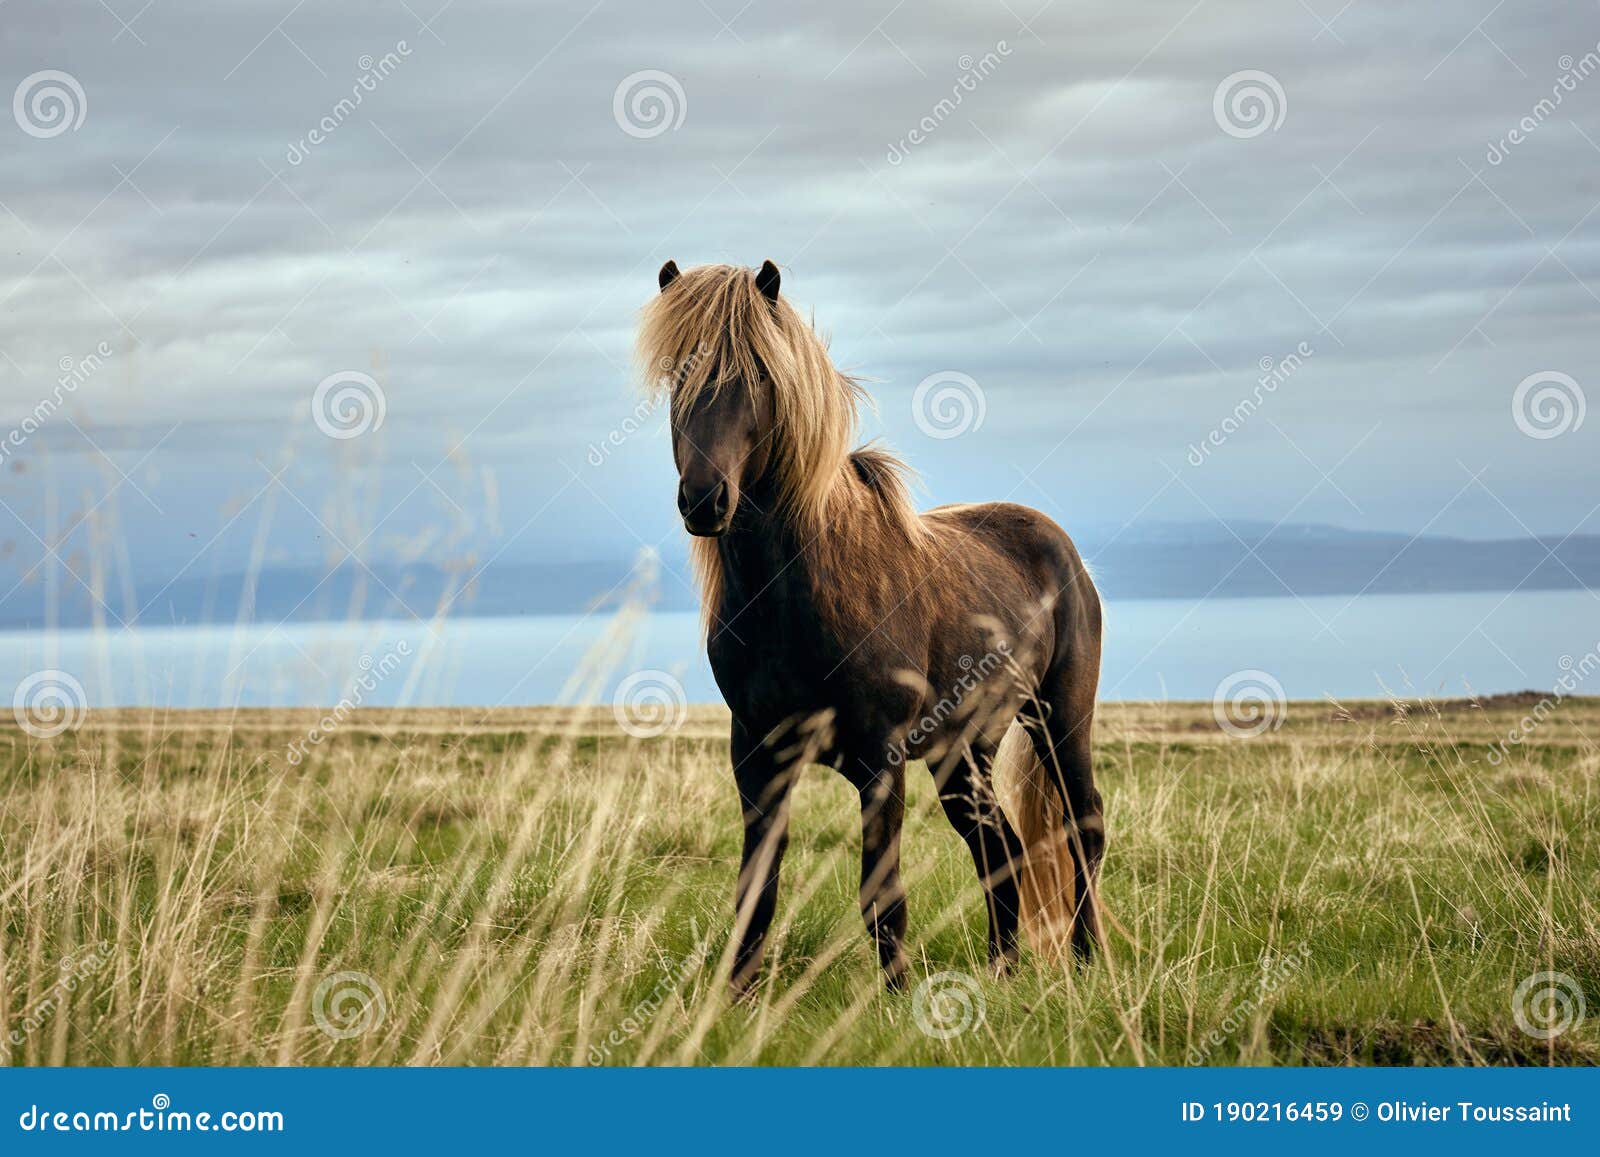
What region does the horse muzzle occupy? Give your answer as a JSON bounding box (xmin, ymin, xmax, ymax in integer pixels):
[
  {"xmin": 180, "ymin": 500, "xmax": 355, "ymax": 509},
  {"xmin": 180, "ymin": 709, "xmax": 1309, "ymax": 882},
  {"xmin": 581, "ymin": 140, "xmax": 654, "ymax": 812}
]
[{"xmin": 678, "ymin": 478, "xmax": 732, "ymax": 537}]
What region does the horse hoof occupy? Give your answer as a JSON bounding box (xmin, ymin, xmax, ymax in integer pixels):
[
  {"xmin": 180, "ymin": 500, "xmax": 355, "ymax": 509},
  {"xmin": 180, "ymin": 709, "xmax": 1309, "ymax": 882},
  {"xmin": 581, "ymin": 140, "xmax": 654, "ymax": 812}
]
[{"xmin": 882, "ymin": 961, "xmax": 910, "ymax": 993}]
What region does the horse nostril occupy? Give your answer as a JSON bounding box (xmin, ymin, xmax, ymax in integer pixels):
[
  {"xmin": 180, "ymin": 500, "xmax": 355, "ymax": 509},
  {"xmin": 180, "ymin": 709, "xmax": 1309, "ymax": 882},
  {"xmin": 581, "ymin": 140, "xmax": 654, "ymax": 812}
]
[{"xmin": 679, "ymin": 479, "xmax": 729, "ymax": 526}]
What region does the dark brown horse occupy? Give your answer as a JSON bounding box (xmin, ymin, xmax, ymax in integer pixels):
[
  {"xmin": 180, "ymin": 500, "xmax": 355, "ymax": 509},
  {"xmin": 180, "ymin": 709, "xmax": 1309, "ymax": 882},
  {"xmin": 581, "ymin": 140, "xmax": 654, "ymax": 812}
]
[{"xmin": 638, "ymin": 259, "xmax": 1104, "ymax": 995}]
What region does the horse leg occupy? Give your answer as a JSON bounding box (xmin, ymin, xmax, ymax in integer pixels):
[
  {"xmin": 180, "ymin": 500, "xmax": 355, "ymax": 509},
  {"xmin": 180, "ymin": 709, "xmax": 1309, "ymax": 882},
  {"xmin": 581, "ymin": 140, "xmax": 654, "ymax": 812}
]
[
  {"xmin": 844, "ymin": 755, "xmax": 909, "ymax": 990},
  {"xmin": 729, "ymin": 719, "xmax": 798, "ymax": 999},
  {"xmin": 928, "ymin": 740, "xmax": 1025, "ymax": 974},
  {"xmin": 1028, "ymin": 674, "xmax": 1105, "ymax": 961}
]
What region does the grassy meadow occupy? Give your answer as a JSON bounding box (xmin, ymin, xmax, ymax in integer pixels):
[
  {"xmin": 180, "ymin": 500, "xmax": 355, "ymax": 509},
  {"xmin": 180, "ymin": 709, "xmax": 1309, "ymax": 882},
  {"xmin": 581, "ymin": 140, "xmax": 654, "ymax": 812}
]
[{"xmin": 2, "ymin": 694, "xmax": 1597, "ymax": 1066}]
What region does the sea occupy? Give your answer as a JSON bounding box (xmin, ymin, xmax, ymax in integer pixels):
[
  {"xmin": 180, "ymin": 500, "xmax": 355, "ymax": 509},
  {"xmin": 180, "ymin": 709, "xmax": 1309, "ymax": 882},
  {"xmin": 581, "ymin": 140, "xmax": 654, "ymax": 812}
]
[{"xmin": 1, "ymin": 589, "xmax": 1595, "ymax": 710}]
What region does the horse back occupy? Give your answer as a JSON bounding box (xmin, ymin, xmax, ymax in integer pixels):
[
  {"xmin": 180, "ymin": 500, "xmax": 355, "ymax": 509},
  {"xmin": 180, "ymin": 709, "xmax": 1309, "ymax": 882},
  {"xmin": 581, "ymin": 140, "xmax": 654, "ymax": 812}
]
[{"xmin": 919, "ymin": 500, "xmax": 1101, "ymax": 680}]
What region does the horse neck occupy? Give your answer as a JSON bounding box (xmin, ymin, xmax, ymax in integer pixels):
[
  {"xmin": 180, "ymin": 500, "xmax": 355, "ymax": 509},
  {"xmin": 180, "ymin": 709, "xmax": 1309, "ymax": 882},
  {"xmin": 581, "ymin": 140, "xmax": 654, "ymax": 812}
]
[
  {"xmin": 713, "ymin": 473, "xmax": 836, "ymax": 612},
  {"xmin": 709, "ymin": 456, "xmax": 927, "ymax": 646},
  {"xmin": 716, "ymin": 477, "xmax": 798, "ymax": 576}
]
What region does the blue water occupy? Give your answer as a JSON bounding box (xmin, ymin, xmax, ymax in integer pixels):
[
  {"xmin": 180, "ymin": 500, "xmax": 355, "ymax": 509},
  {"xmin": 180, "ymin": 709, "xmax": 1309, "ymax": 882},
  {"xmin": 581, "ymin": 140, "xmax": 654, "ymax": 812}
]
[{"xmin": 1, "ymin": 589, "xmax": 1596, "ymax": 709}]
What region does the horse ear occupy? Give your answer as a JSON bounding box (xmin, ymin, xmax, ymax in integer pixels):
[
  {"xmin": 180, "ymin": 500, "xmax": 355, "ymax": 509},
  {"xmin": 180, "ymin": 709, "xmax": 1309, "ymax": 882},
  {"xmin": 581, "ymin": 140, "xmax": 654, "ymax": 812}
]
[
  {"xmin": 658, "ymin": 260, "xmax": 680, "ymax": 292},
  {"xmin": 755, "ymin": 259, "xmax": 781, "ymax": 301}
]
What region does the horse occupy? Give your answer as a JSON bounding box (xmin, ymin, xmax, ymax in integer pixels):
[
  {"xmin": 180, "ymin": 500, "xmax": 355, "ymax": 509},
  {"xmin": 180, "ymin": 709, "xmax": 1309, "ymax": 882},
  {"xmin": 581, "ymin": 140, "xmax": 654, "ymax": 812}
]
[{"xmin": 638, "ymin": 259, "xmax": 1105, "ymax": 995}]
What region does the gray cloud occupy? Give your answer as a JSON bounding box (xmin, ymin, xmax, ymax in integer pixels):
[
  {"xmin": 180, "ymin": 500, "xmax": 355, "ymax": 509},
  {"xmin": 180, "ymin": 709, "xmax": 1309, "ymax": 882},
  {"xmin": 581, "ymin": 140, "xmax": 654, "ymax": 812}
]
[{"xmin": 1, "ymin": 0, "xmax": 1597, "ymax": 597}]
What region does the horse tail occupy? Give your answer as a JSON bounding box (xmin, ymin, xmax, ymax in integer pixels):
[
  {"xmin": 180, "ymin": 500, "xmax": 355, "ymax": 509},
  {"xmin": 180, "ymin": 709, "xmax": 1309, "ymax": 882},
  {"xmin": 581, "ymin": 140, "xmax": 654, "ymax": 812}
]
[{"xmin": 994, "ymin": 722, "xmax": 1076, "ymax": 959}]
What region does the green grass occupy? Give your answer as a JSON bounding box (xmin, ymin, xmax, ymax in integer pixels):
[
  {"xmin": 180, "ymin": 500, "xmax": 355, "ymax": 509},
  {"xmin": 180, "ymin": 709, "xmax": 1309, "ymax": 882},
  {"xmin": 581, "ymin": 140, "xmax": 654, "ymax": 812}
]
[{"xmin": 2, "ymin": 696, "xmax": 1597, "ymax": 1065}]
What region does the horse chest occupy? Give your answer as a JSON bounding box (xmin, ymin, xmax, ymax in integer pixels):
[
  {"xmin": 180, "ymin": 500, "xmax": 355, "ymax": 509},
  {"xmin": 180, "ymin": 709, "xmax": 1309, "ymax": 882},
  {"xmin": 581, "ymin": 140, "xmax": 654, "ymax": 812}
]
[
  {"xmin": 708, "ymin": 601, "xmax": 837, "ymax": 712},
  {"xmin": 707, "ymin": 585, "xmax": 855, "ymax": 721},
  {"xmin": 705, "ymin": 525, "xmax": 929, "ymax": 749},
  {"xmin": 708, "ymin": 599, "xmax": 925, "ymax": 759}
]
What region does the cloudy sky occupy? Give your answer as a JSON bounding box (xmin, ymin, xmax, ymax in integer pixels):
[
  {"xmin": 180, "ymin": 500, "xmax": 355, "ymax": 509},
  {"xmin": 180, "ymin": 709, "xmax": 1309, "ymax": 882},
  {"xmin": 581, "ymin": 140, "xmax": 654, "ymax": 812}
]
[{"xmin": 1, "ymin": 0, "xmax": 1597, "ymax": 609}]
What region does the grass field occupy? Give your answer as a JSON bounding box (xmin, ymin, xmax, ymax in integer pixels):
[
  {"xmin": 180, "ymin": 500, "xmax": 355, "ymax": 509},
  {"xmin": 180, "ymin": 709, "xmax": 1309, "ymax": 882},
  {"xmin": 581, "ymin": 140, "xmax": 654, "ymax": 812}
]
[{"xmin": 2, "ymin": 694, "xmax": 1597, "ymax": 1066}]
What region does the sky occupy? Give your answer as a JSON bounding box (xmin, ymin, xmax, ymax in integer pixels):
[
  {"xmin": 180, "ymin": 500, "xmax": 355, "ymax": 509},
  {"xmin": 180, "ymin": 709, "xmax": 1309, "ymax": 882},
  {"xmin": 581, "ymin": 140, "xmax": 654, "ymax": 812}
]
[{"xmin": 1, "ymin": 0, "xmax": 1598, "ymax": 605}]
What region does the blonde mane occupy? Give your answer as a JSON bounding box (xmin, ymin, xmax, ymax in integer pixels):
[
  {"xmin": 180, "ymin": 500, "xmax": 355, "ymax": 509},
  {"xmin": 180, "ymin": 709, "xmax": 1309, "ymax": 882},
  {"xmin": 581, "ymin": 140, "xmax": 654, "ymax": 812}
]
[{"xmin": 636, "ymin": 264, "xmax": 927, "ymax": 632}]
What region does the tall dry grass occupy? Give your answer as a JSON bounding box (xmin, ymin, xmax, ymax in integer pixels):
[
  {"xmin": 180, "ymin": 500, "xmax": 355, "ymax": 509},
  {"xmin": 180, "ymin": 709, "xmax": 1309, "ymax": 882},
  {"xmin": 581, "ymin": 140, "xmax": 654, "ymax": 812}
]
[{"xmin": 2, "ymin": 693, "xmax": 1597, "ymax": 1066}]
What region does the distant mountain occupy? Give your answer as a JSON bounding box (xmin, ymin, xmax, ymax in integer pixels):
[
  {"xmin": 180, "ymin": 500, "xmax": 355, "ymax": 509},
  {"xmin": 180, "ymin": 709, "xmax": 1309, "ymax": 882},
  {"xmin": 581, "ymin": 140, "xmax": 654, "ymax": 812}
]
[
  {"xmin": 2, "ymin": 522, "xmax": 1596, "ymax": 629},
  {"xmin": 1080, "ymin": 522, "xmax": 1600, "ymax": 600},
  {"xmin": 0, "ymin": 559, "xmax": 694, "ymax": 631}
]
